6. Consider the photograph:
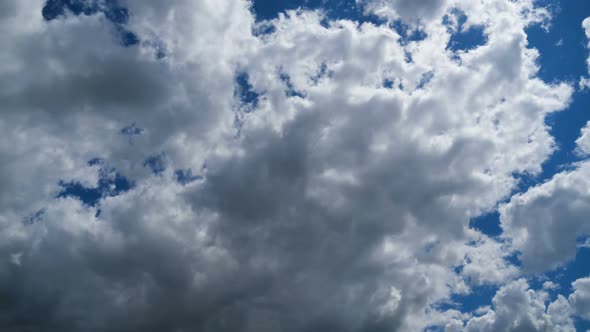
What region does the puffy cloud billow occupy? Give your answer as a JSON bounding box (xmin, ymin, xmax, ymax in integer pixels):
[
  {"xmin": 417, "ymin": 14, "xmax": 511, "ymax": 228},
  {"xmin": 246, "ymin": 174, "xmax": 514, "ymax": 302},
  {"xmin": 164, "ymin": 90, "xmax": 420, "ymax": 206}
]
[
  {"xmin": 1, "ymin": 0, "xmax": 589, "ymax": 331},
  {"xmin": 581, "ymin": 16, "xmax": 590, "ymax": 89}
]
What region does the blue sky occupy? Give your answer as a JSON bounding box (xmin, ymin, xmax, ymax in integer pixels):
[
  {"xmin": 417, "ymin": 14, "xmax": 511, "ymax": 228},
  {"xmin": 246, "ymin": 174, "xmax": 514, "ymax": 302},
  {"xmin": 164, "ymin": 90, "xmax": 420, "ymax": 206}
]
[{"xmin": 3, "ymin": 0, "xmax": 590, "ymax": 331}]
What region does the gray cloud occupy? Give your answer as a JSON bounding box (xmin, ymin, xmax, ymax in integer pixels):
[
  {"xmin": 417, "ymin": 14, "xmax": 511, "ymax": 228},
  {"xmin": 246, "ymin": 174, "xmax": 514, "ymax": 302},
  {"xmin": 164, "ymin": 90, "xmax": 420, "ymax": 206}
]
[{"xmin": 0, "ymin": 0, "xmax": 578, "ymax": 331}]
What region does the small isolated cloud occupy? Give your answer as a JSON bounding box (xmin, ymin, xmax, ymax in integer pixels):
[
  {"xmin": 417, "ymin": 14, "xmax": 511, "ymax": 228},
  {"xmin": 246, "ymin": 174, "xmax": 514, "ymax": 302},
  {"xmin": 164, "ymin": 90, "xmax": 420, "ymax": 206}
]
[
  {"xmin": 580, "ymin": 17, "xmax": 590, "ymax": 89},
  {"xmin": 576, "ymin": 121, "xmax": 590, "ymax": 156}
]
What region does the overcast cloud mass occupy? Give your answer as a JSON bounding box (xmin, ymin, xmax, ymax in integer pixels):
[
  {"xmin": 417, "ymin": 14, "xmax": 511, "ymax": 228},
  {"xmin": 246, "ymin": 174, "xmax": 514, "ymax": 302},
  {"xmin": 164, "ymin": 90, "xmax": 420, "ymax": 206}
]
[{"xmin": 1, "ymin": 0, "xmax": 590, "ymax": 331}]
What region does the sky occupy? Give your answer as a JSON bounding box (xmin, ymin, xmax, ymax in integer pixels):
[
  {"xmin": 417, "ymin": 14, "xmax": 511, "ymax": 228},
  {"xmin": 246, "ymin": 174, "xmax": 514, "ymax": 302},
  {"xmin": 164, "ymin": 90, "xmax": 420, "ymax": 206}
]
[{"xmin": 1, "ymin": 0, "xmax": 590, "ymax": 331}]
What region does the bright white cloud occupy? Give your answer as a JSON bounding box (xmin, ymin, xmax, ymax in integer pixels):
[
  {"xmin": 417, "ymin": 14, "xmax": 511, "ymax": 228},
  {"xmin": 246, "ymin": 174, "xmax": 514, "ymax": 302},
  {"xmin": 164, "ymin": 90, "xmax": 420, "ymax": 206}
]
[
  {"xmin": 583, "ymin": 17, "xmax": 590, "ymax": 41},
  {"xmin": 358, "ymin": 0, "xmax": 449, "ymax": 23},
  {"xmin": 580, "ymin": 17, "xmax": 590, "ymax": 89},
  {"xmin": 576, "ymin": 121, "xmax": 590, "ymax": 155},
  {"xmin": 500, "ymin": 161, "xmax": 590, "ymax": 272},
  {"xmin": 456, "ymin": 231, "xmax": 519, "ymax": 286},
  {"xmin": 464, "ymin": 279, "xmax": 575, "ymax": 332}
]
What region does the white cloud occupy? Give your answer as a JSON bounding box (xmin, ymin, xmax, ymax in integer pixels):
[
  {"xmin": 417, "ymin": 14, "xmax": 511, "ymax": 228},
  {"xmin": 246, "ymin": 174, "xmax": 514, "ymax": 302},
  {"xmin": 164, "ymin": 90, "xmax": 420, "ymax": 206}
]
[
  {"xmin": 457, "ymin": 232, "xmax": 520, "ymax": 286},
  {"xmin": 576, "ymin": 121, "xmax": 590, "ymax": 155},
  {"xmin": 360, "ymin": 0, "xmax": 550, "ymax": 29},
  {"xmin": 583, "ymin": 17, "xmax": 590, "ymax": 40},
  {"xmin": 0, "ymin": 0, "xmax": 577, "ymax": 331},
  {"xmin": 464, "ymin": 279, "xmax": 575, "ymax": 332},
  {"xmin": 580, "ymin": 17, "xmax": 590, "ymax": 89},
  {"xmin": 570, "ymin": 276, "xmax": 590, "ymax": 321},
  {"xmin": 358, "ymin": 0, "xmax": 449, "ymax": 23},
  {"xmin": 500, "ymin": 161, "xmax": 590, "ymax": 272},
  {"xmin": 501, "ymin": 102, "xmax": 590, "ymax": 273}
]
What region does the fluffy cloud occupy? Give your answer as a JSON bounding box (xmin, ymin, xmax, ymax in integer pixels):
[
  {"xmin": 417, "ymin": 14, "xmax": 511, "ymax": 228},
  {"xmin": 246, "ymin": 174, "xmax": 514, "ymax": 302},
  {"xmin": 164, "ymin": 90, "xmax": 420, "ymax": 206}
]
[
  {"xmin": 464, "ymin": 279, "xmax": 575, "ymax": 332},
  {"xmin": 500, "ymin": 161, "xmax": 590, "ymax": 272},
  {"xmin": 584, "ymin": 17, "xmax": 590, "ymax": 43},
  {"xmin": 0, "ymin": 0, "xmax": 577, "ymax": 331},
  {"xmin": 581, "ymin": 17, "xmax": 590, "ymax": 89},
  {"xmin": 455, "ymin": 231, "xmax": 519, "ymax": 286},
  {"xmin": 360, "ymin": 0, "xmax": 549, "ymax": 28},
  {"xmin": 358, "ymin": 0, "xmax": 449, "ymax": 23},
  {"xmin": 576, "ymin": 121, "xmax": 590, "ymax": 155},
  {"xmin": 570, "ymin": 276, "xmax": 590, "ymax": 320}
]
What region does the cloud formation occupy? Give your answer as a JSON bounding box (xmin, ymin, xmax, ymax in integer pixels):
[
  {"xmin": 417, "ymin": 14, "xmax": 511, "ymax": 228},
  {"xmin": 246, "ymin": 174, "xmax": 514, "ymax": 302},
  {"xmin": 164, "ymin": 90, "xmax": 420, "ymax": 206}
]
[
  {"xmin": 0, "ymin": 0, "xmax": 586, "ymax": 331},
  {"xmin": 464, "ymin": 279, "xmax": 574, "ymax": 332},
  {"xmin": 576, "ymin": 121, "xmax": 590, "ymax": 155},
  {"xmin": 570, "ymin": 277, "xmax": 590, "ymax": 321},
  {"xmin": 580, "ymin": 16, "xmax": 590, "ymax": 89},
  {"xmin": 499, "ymin": 162, "xmax": 590, "ymax": 272}
]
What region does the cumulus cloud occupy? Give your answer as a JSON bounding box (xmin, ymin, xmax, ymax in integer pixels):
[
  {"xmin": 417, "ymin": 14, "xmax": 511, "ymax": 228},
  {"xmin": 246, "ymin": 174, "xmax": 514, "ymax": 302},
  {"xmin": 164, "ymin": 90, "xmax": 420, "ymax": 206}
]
[
  {"xmin": 500, "ymin": 161, "xmax": 590, "ymax": 272},
  {"xmin": 464, "ymin": 279, "xmax": 575, "ymax": 332},
  {"xmin": 570, "ymin": 276, "xmax": 590, "ymax": 320},
  {"xmin": 358, "ymin": 0, "xmax": 449, "ymax": 23},
  {"xmin": 584, "ymin": 17, "xmax": 590, "ymax": 41},
  {"xmin": 360, "ymin": 0, "xmax": 549, "ymax": 28},
  {"xmin": 580, "ymin": 17, "xmax": 590, "ymax": 89},
  {"xmin": 501, "ymin": 65, "xmax": 590, "ymax": 272},
  {"xmin": 0, "ymin": 0, "xmax": 577, "ymax": 331},
  {"xmin": 576, "ymin": 121, "xmax": 590, "ymax": 155}
]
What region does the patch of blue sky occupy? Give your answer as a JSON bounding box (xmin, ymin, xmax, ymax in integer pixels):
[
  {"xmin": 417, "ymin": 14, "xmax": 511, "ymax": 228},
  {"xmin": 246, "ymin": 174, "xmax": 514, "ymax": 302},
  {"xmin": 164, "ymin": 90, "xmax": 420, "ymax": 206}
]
[
  {"xmin": 235, "ymin": 72, "xmax": 260, "ymax": 112},
  {"xmin": 42, "ymin": 0, "xmax": 139, "ymax": 46},
  {"xmin": 144, "ymin": 154, "xmax": 167, "ymax": 175},
  {"xmin": 390, "ymin": 19, "xmax": 427, "ymax": 45},
  {"xmin": 443, "ymin": 8, "xmax": 488, "ymax": 52},
  {"xmin": 279, "ymin": 72, "xmax": 305, "ymax": 98},
  {"xmin": 175, "ymin": 169, "xmax": 203, "ymax": 185},
  {"xmin": 447, "ymin": 24, "xmax": 487, "ymax": 52},
  {"xmin": 57, "ymin": 158, "xmax": 133, "ymax": 208},
  {"xmin": 469, "ymin": 210, "xmax": 502, "ymax": 238},
  {"xmin": 382, "ymin": 78, "xmax": 395, "ymax": 89},
  {"xmin": 436, "ymin": 284, "xmax": 499, "ymax": 316},
  {"xmin": 251, "ymin": 0, "xmax": 384, "ymax": 25}
]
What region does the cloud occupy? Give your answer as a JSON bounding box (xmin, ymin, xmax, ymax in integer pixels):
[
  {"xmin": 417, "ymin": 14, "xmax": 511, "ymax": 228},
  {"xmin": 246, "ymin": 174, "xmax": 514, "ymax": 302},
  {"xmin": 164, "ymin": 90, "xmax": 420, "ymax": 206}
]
[
  {"xmin": 0, "ymin": 0, "xmax": 576, "ymax": 331},
  {"xmin": 570, "ymin": 276, "xmax": 590, "ymax": 321},
  {"xmin": 500, "ymin": 161, "xmax": 590, "ymax": 272},
  {"xmin": 358, "ymin": 0, "xmax": 449, "ymax": 23},
  {"xmin": 464, "ymin": 279, "xmax": 575, "ymax": 332},
  {"xmin": 501, "ymin": 16, "xmax": 590, "ymax": 273},
  {"xmin": 576, "ymin": 121, "xmax": 590, "ymax": 155},
  {"xmin": 456, "ymin": 231, "xmax": 519, "ymax": 286},
  {"xmin": 580, "ymin": 17, "xmax": 590, "ymax": 89},
  {"xmin": 359, "ymin": 0, "xmax": 549, "ymax": 29}
]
